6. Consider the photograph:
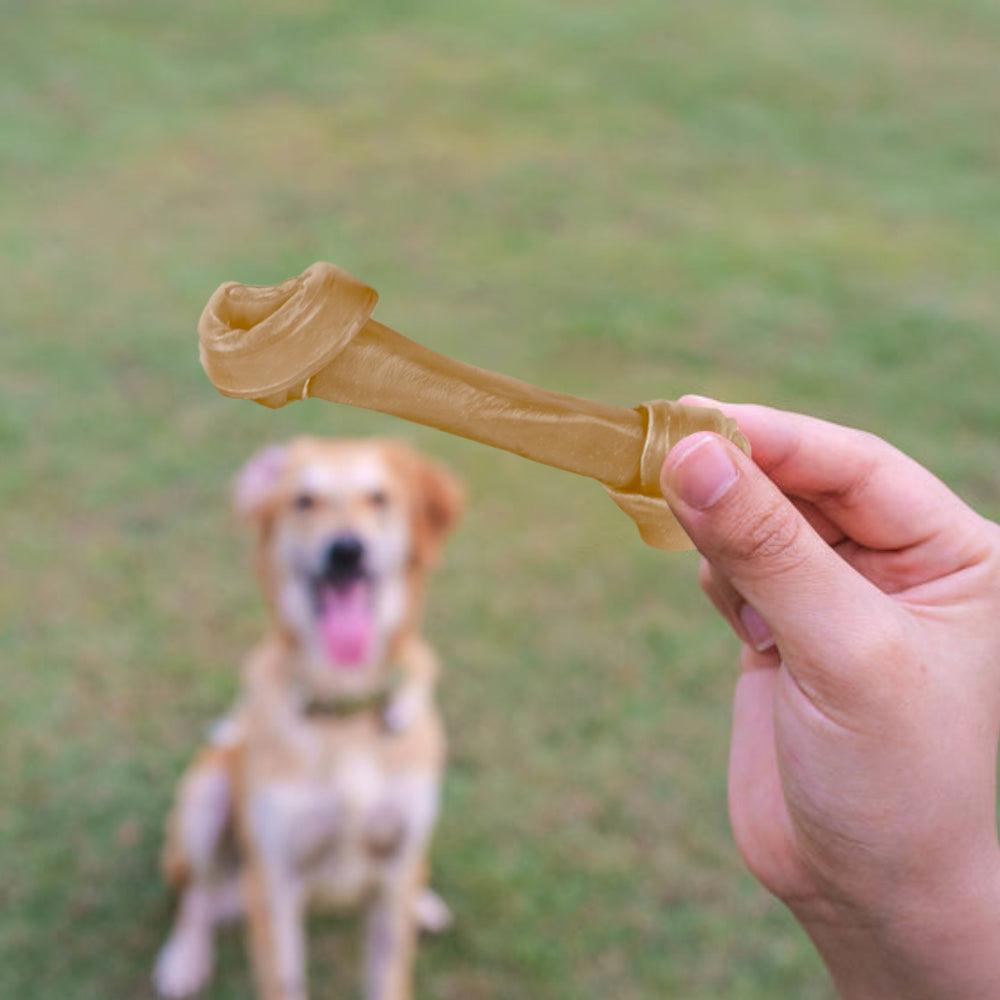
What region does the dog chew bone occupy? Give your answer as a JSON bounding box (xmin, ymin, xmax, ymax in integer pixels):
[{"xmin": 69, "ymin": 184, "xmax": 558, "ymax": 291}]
[{"xmin": 198, "ymin": 261, "xmax": 749, "ymax": 550}]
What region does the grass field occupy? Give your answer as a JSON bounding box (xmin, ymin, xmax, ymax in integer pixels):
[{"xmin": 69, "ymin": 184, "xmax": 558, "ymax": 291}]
[{"xmin": 3, "ymin": 1, "xmax": 999, "ymax": 997}]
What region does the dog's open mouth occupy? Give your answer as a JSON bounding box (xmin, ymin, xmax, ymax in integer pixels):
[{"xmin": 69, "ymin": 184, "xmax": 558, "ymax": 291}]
[{"xmin": 313, "ymin": 577, "xmax": 376, "ymax": 669}]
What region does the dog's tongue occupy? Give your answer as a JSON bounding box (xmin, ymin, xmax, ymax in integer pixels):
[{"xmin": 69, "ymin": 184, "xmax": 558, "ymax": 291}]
[{"xmin": 318, "ymin": 582, "xmax": 374, "ymax": 668}]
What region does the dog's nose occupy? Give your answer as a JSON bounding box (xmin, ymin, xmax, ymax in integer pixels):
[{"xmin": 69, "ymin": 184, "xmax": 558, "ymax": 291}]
[{"xmin": 325, "ymin": 534, "xmax": 365, "ymax": 578}]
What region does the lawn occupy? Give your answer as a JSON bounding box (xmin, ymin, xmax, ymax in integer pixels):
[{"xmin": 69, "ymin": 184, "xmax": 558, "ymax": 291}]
[{"xmin": 2, "ymin": 1, "xmax": 999, "ymax": 997}]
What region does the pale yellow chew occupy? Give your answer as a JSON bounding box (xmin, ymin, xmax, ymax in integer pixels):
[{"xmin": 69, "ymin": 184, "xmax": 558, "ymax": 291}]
[{"xmin": 198, "ymin": 261, "xmax": 749, "ymax": 550}]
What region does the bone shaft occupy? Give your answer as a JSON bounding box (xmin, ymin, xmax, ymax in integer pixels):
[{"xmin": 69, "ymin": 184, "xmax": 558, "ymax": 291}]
[{"xmin": 307, "ymin": 320, "xmax": 646, "ymax": 490}]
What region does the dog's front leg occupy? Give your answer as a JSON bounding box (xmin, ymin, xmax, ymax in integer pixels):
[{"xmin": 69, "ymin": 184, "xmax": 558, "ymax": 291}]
[
  {"xmin": 242, "ymin": 788, "xmax": 308, "ymax": 1000},
  {"xmin": 244, "ymin": 853, "xmax": 307, "ymax": 1000},
  {"xmin": 154, "ymin": 749, "xmax": 236, "ymax": 997},
  {"xmin": 363, "ymin": 855, "xmax": 423, "ymax": 1000}
]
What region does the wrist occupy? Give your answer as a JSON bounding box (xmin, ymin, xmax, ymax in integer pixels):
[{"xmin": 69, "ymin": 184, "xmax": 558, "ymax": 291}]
[{"xmin": 792, "ymin": 851, "xmax": 1000, "ymax": 1000}]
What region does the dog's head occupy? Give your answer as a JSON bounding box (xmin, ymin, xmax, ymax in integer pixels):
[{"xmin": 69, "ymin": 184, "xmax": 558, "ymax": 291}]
[{"xmin": 234, "ymin": 437, "xmax": 463, "ymax": 691}]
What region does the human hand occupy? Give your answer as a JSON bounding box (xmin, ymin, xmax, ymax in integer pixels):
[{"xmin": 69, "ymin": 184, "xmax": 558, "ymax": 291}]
[{"xmin": 659, "ymin": 400, "xmax": 1000, "ymax": 1000}]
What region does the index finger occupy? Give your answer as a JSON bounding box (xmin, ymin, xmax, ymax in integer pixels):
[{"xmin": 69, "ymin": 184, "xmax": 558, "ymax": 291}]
[{"xmin": 681, "ymin": 397, "xmax": 982, "ymax": 553}]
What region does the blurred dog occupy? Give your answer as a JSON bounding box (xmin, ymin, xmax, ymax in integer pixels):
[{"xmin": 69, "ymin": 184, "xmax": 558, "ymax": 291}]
[{"xmin": 153, "ymin": 437, "xmax": 463, "ymax": 1000}]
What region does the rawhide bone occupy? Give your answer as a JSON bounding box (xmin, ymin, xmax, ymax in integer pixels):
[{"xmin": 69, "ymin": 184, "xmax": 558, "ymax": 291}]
[{"xmin": 198, "ymin": 261, "xmax": 749, "ymax": 550}]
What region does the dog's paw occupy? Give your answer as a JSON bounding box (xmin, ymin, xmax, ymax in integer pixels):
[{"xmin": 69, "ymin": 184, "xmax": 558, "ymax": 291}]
[
  {"xmin": 414, "ymin": 887, "xmax": 453, "ymax": 934},
  {"xmin": 153, "ymin": 929, "xmax": 214, "ymax": 998}
]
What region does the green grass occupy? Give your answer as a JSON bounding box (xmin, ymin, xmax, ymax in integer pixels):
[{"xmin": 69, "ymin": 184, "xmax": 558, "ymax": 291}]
[{"xmin": 3, "ymin": 1, "xmax": 999, "ymax": 996}]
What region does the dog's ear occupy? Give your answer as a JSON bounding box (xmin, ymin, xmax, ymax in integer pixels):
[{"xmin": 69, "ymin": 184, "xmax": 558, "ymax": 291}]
[
  {"xmin": 382, "ymin": 442, "xmax": 464, "ymax": 569},
  {"xmin": 233, "ymin": 443, "xmax": 288, "ymax": 522},
  {"xmin": 411, "ymin": 453, "xmax": 464, "ymax": 569}
]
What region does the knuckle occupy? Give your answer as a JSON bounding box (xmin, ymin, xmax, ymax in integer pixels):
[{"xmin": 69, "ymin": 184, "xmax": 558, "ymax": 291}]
[
  {"xmin": 725, "ymin": 499, "xmax": 808, "ymax": 573},
  {"xmin": 844, "ymin": 427, "xmax": 892, "ymax": 465},
  {"xmin": 852, "ymin": 428, "xmax": 885, "ymax": 452}
]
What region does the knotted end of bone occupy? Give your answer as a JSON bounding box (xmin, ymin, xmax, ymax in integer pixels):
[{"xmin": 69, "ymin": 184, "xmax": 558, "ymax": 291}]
[
  {"xmin": 198, "ymin": 261, "xmax": 378, "ymax": 408},
  {"xmin": 605, "ymin": 400, "xmax": 751, "ymax": 550}
]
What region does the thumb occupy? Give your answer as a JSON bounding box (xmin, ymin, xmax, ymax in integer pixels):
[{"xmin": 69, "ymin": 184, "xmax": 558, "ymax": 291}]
[{"xmin": 661, "ymin": 432, "xmax": 896, "ymax": 690}]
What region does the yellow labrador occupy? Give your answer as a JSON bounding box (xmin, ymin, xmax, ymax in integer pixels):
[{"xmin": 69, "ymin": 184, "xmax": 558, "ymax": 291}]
[{"xmin": 154, "ymin": 437, "xmax": 463, "ymax": 1000}]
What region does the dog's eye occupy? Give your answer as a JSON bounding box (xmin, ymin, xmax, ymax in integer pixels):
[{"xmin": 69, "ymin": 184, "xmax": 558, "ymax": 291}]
[
  {"xmin": 368, "ymin": 489, "xmax": 388, "ymax": 509},
  {"xmin": 293, "ymin": 493, "xmax": 316, "ymax": 511}
]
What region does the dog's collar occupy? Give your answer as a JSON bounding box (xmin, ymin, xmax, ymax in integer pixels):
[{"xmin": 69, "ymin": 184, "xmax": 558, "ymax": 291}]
[{"xmin": 298, "ymin": 667, "xmax": 401, "ymax": 720}]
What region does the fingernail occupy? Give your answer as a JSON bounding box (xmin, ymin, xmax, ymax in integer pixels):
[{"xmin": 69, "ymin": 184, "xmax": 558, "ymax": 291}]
[
  {"xmin": 739, "ymin": 603, "xmax": 775, "ymax": 652},
  {"xmin": 663, "ymin": 434, "xmax": 738, "ymax": 510}
]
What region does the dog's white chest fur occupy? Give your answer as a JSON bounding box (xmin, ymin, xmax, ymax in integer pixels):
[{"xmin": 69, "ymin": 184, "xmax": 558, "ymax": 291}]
[{"xmin": 247, "ymin": 742, "xmax": 439, "ymax": 907}]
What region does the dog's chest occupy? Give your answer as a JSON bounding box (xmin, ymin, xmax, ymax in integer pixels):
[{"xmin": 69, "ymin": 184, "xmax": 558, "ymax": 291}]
[{"xmin": 246, "ymin": 732, "xmax": 438, "ymax": 903}]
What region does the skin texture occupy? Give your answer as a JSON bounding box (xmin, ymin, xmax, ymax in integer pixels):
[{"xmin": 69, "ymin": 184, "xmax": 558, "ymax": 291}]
[{"xmin": 659, "ymin": 398, "xmax": 1000, "ymax": 1000}]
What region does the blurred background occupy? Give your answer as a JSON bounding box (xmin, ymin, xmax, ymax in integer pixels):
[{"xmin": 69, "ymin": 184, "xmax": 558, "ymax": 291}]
[{"xmin": 3, "ymin": 1, "xmax": 999, "ymax": 997}]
